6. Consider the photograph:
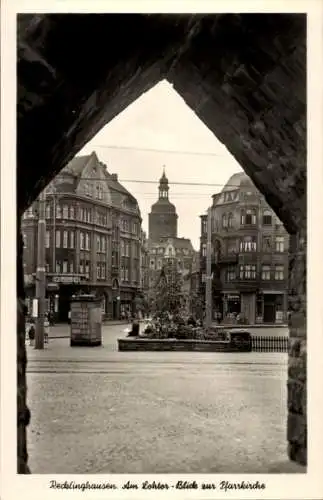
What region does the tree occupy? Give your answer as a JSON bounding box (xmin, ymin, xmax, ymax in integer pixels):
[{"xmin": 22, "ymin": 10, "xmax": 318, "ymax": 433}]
[{"xmin": 152, "ymin": 260, "xmax": 184, "ymax": 318}]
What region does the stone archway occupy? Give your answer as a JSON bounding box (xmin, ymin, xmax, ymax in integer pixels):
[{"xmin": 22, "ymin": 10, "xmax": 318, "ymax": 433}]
[{"xmin": 17, "ymin": 14, "xmax": 306, "ymax": 472}]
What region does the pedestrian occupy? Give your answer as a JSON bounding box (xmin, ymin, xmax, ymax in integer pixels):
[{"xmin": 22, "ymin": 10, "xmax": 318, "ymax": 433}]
[
  {"xmin": 28, "ymin": 320, "xmax": 35, "ymax": 346},
  {"xmin": 44, "ymin": 314, "xmax": 49, "ymax": 343}
]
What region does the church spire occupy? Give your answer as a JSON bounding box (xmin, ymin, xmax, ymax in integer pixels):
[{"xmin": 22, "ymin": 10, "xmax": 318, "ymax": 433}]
[{"xmin": 158, "ymin": 166, "xmax": 169, "ymax": 200}]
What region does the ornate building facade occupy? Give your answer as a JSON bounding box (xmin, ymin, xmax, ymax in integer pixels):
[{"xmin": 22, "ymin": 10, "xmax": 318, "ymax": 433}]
[
  {"xmin": 22, "ymin": 151, "xmax": 143, "ymax": 321},
  {"xmin": 199, "ymin": 172, "xmax": 289, "ymax": 324}
]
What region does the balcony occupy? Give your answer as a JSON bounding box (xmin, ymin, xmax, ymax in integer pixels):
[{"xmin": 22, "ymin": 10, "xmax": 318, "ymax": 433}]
[{"xmin": 223, "ymin": 278, "xmax": 260, "ymax": 292}]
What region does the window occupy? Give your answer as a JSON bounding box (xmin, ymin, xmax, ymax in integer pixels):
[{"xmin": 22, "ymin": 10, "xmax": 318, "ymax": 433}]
[
  {"xmin": 85, "ymin": 233, "xmax": 90, "ymax": 250},
  {"xmin": 262, "ymin": 235, "xmax": 271, "ymax": 252},
  {"xmin": 202, "ymin": 219, "xmax": 207, "ymax": 234},
  {"xmin": 56, "ymin": 230, "xmax": 61, "ymax": 248},
  {"xmin": 241, "ymin": 209, "xmax": 256, "ymax": 225},
  {"xmin": 157, "ymin": 259, "xmax": 162, "ymax": 270},
  {"xmin": 56, "ymin": 204, "xmax": 62, "ymax": 219},
  {"xmin": 85, "ymin": 261, "xmax": 90, "ymax": 278},
  {"xmin": 275, "ymin": 236, "xmax": 284, "ymax": 252},
  {"xmin": 97, "ymin": 264, "xmax": 101, "ymax": 280},
  {"xmin": 69, "ymin": 261, "xmax": 74, "ymax": 273},
  {"xmin": 45, "ymin": 231, "xmax": 50, "ymax": 248},
  {"xmin": 240, "ymin": 265, "xmax": 256, "ymax": 280},
  {"xmin": 125, "ymin": 269, "xmax": 129, "ymax": 281},
  {"xmin": 96, "ymin": 185, "xmax": 103, "ymax": 200},
  {"xmin": 97, "ymin": 235, "xmax": 101, "ymax": 252},
  {"xmin": 226, "ymin": 266, "xmax": 236, "ymax": 281},
  {"xmin": 222, "ymin": 214, "xmax": 228, "ymax": 228},
  {"xmin": 63, "ymin": 231, "xmax": 68, "ymax": 248},
  {"xmin": 240, "ymin": 236, "xmax": 257, "ymax": 252},
  {"xmin": 79, "ymin": 261, "xmax": 84, "ymax": 274},
  {"xmin": 228, "ymin": 213, "xmax": 233, "ymax": 228},
  {"xmin": 274, "ymin": 265, "xmax": 284, "ymax": 280},
  {"xmin": 121, "ymin": 240, "xmax": 125, "ymax": 256},
  {"xmin": 227, "ymin": 239, "xmax": 237, "ymax": 254},
  {"xmin": 70, "ymin": 206, "xmax": 74, "ymax": 219},
  {"xmin": 261, "ymin": 265, "xmax": 271, "ymax": 280},
  {"xmin": 150, "ymin": 259, "xmax": 155, "ymax": 269},
  {"xmin": 84, "ymin": 183, "xmax": 90, "ymax": 197},
  {"xmin": 62, "ymin": 260, "xmax": 68, "ymax": 273},
  {"xmin": 80, "ymin": 232, "xmax": 85, "ymax": 250},
  {"xmin": 101, "ymin": 263, "xmax": 106, "ymax": 280},
  {"xmin": 55, "ymin": 261, "xmax": 61, "ymax": 273},
  {"xmin": 23, "ymin": 233, "xmax": 27, "ymax": 248},
  {"xmin": 63, "ymin": 205, "xmax": 69, "ymax": 219},
  {"xmin": 102, "ymin": 237, "xmax": 106, "ymax": 253},
  {"xmin": 45, "ymin": 204, "xmax": 51, "ymax": 219},
  {"xmin": 202, "ymin": 244, "xmax": 207, "ymax": 257},
  {"xmin": 70, "ymin": 231, "xmax": 75, "ymax": 249},
  {"xmin": 125, "ymin": 243, "xmax": 130, "ymax": 257},
  {"xmin": 263, "ymin": 209, "xmax": 272, "ymax": 225}
]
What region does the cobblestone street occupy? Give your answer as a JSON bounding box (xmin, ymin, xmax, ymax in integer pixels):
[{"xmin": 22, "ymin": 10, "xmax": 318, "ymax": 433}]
[{"xmin": 26, "ymin": 324, "xmax": 288, "ymax": 474}]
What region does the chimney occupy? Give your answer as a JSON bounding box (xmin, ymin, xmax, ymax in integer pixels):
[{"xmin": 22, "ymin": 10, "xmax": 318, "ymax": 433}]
[{"xmin": 111, "ymin": 173, "xmax": 118, "ymax": 181}]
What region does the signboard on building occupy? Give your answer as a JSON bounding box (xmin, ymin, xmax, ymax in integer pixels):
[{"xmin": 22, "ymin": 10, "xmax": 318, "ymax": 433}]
[{"xmin": 52, "ymin": 274, "xmax": 86, "ymax": 284}]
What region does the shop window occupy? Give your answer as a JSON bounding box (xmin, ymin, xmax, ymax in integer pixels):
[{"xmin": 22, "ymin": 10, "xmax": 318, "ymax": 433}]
[{"xmin": 262, "ymin": 209, "xmax": 272, "ymax": 225}]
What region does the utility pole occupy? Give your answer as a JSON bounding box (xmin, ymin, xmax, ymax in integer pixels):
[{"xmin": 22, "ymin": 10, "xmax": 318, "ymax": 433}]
[
  {"xmin": 35, "ymin": 189, "xmax": 46, "ymax": 349},
  {"xmin": 205, "ymin": 206, "xmax": 213, "ymax": 330}
]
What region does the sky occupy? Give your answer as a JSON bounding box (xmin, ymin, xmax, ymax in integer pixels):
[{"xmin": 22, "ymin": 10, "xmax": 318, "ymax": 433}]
[{"xmin": 79, "ymin": 80, "xmax": 243, "ymax": 250}]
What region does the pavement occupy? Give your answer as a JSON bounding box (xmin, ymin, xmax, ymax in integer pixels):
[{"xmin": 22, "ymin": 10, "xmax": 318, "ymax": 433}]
[{"xmin": 24, "ymin": 323, "xmax": 296, "ymax": 474}]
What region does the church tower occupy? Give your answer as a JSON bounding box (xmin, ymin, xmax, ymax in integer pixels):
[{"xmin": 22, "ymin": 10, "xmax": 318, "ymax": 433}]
[{"xmin": 148, "ymin": 168, "xmax": 178, "ymax": 241}]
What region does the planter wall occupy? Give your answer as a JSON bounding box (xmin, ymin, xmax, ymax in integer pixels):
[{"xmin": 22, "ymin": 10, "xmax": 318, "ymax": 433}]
[{"xmin": 118, "ymin": 338, "xmax": 252, "ymax": 352}]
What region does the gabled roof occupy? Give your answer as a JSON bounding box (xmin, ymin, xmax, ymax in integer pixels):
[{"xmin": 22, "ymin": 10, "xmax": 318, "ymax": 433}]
[{"xmin": 63, "ymin": 154, "xmax": 92, "ymax": 177}]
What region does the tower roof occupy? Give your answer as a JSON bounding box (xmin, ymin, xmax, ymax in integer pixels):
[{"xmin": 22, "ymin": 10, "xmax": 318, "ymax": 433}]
[{"xmin": 150, "ymin": 167, "xmax": 177, "ymax": 214}]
